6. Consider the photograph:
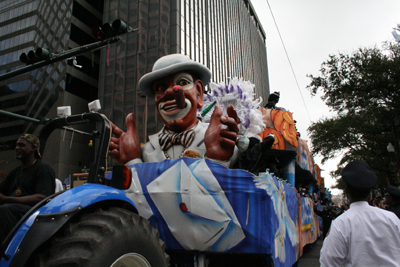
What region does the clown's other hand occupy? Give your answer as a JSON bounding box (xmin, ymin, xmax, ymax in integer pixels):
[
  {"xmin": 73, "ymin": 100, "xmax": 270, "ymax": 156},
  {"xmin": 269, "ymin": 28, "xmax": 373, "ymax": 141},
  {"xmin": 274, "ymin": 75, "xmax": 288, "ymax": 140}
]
[
  {"xmin": 108, "ymin": 113, "xmax": 141, "ymax": 164},
  {"xmin": 205, "ymin": 105, "xmax": 239, "ymax": 161}
]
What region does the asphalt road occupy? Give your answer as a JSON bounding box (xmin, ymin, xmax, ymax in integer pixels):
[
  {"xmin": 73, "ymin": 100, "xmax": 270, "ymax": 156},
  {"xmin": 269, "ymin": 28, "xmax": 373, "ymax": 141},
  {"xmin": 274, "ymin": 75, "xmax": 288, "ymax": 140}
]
[{"xmin": 297, "ymin": 236, "xmax": 323, "ymax": 267}]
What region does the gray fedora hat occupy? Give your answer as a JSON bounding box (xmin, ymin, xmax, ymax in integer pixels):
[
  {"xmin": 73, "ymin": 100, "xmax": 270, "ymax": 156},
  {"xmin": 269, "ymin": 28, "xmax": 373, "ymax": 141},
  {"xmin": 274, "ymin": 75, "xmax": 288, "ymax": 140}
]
[{"xmin": 139, "ymin": 53, "xmax": 211, "ymax": 98}]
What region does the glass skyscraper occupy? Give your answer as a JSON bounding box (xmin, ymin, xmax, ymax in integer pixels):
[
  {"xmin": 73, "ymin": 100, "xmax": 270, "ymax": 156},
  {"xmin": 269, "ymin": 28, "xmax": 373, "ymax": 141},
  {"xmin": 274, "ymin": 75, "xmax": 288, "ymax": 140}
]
[
  {"xmin": 98, "ymin": 0, "xmax": 270, "ymax": 145},
  {"xmin": 0, "ymin": 0, "xmax": 269, "ymax": 178},
  {"xmin": 0, "ymin": 0, "xmax": 104, "ymax": 178}
]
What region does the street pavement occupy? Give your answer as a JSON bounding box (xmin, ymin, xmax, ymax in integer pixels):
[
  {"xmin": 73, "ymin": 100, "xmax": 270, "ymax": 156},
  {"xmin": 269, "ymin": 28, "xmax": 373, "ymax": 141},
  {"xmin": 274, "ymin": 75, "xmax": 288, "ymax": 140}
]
[{"xmin": 296, "ymin": 236, "xmax": 323, "ymax": 267}]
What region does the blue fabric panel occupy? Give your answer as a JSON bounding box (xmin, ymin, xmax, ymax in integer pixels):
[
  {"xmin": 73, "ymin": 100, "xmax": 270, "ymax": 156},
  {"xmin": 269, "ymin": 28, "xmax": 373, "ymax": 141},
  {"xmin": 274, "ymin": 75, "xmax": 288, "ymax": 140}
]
[{"xmin": 119, "ymin": 158, "xmax": 315, "ymax": 267}]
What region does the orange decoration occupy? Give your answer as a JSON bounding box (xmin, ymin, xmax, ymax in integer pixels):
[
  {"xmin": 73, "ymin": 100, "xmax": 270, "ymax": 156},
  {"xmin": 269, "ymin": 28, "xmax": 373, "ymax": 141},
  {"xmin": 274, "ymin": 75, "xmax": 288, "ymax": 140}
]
[{"xmin": 258, "ymin": 108, "xmax": 299, "ymax": 150}]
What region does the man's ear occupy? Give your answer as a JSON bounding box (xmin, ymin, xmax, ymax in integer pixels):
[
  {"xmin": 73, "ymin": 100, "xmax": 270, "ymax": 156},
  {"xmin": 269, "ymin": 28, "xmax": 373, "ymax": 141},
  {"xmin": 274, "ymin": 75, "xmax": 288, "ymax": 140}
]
[
  {"xmin": 195, "ymin": 79, "xmax": 204, "ymax": 109},
  {"xmin": 31, "ymin": 144, "xmax": 38, "ymax": 153}
]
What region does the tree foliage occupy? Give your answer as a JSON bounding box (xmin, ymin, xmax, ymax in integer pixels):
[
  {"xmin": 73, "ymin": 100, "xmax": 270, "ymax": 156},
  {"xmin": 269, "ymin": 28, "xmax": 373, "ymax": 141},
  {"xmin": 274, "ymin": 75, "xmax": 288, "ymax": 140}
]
[{"xmin": 307, "ymin": 41, "xmax": 400, "ymax": 189}]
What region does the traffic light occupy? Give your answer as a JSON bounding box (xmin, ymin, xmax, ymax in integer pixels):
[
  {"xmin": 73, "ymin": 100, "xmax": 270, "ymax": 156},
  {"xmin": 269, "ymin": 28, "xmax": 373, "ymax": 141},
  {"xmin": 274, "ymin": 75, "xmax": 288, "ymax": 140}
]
[
  {"xmin": 92, "ymin": 19, "xmax": 129, "ymax": 40},
  {"xmin": 20, "ymin": 48, "xmax": 51, "ymax": 65}
]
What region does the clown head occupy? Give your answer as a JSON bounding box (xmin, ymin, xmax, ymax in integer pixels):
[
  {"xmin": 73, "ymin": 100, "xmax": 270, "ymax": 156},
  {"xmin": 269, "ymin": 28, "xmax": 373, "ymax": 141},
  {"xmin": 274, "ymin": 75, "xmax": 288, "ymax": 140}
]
[{"xmin": 139, "ymin": 54, "xmax": 211, "ymax": 132}]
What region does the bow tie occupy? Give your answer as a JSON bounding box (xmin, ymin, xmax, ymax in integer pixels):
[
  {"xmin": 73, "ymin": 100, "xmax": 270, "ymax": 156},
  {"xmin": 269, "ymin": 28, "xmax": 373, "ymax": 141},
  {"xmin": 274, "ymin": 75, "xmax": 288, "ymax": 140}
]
[{"xmin": 159, "ymin": 129, "xmax": 195, "ymax": 151}]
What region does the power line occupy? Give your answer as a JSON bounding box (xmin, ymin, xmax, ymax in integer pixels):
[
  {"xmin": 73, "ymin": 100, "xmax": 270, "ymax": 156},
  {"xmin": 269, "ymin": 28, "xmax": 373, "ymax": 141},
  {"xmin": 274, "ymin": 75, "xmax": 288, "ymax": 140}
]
[{"xmin": 265, "ymin": 0, "xmax": 312, "ymax": 123}]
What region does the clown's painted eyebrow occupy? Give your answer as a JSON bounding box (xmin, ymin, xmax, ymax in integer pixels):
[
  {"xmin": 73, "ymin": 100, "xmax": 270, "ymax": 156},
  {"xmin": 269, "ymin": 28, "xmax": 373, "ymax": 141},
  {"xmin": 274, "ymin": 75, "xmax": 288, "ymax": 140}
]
[{"xmin": 174, "ymin": 73, "xmax": 194, "ymax": 90}]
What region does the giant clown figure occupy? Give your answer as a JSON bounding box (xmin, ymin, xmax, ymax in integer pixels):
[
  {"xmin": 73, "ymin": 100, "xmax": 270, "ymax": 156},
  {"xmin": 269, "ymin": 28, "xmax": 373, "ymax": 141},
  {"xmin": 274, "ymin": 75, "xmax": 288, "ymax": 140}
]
[{"xmin": 108, "ymin": 54, "xmax": 239, "ymax": 167}]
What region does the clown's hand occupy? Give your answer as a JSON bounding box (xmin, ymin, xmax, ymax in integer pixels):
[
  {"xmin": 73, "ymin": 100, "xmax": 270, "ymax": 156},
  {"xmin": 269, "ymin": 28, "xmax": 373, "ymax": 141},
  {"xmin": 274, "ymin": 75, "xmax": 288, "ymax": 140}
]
[
  {"xmin": 108, "ymin": 113, "xmax": 141, "ymax": 164},
  {"xmin": 205, "ymin": 105, "xmax": 239, "ymax": 161}
]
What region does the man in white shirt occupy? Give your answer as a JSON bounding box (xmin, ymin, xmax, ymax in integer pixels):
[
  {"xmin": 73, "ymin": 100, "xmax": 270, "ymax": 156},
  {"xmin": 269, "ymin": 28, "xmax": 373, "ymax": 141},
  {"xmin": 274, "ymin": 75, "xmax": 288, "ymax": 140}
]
[
  {"xmin": 108, "ymin": 54, "xmax": 239, "ymax": 167},
  {"xmin": 320, "ymin": 160, "xmax": 400, "ymax": 267}
]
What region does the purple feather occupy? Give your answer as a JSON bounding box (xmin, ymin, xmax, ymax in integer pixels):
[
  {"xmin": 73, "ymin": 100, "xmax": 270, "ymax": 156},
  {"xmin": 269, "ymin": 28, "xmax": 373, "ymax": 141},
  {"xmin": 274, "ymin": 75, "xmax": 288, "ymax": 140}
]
[
  {"xmin": 225, "ymin": 83, "xmax": 229, "ymax": 93},
  {"xmin": 237, "ymin": 85, "xmax": 243, "ymax": 98},
  {"xmin": 213, "ymin": 90, "xmax": 219, "ymax": 97},
  {"xmin": 229, "ymin": 84, "xmax": 234, "ymax": 93},
  {"xmin": 219, "ymin": 86, "xmax": 225, "ymax": 95},
  {"xmin": 244, "ymin": 117, "xmax": 250, "ymax": 129}
]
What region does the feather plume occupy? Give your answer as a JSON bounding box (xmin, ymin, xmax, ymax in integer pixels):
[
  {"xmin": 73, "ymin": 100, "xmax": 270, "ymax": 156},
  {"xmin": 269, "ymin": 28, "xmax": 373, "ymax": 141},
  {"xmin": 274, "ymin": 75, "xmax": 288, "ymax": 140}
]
[{"xmin": 200, "ymin": 77, "xmax": 265, "ymax": 137}]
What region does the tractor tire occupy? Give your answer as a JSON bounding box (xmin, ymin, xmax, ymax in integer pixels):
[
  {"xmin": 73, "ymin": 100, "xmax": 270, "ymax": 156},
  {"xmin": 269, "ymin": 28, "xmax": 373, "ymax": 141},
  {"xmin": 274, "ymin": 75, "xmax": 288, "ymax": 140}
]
[{"xmin": 35, "ymin": 207, "xmax": 169, "ymax": 267}]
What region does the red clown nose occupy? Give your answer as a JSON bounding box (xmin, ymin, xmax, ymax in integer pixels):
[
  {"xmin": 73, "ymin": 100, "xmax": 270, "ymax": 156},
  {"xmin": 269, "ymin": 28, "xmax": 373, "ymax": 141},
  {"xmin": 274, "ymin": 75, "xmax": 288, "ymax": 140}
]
[{"xmin": 173, "ymin": 85, "xmax": 186, "ymax": 109}]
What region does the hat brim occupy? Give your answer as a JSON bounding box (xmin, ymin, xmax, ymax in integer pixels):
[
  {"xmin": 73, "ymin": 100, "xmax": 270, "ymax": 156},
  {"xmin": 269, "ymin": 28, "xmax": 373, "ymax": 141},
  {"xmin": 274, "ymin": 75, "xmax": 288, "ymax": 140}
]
[
  {"xmin": 139, "ymin": 61, "xmax": 211, "ymax": 99},
  {"xmin": 387, "ymin": 185, "xmax": 400, "ymax": 198}
]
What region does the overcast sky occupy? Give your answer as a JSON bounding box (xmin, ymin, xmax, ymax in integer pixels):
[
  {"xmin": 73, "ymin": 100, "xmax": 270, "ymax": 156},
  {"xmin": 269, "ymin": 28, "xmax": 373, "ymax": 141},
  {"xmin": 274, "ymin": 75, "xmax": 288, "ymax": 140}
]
[{"xmin": 250, "ymin": 0, "xmax": 400, "ymax": 194}]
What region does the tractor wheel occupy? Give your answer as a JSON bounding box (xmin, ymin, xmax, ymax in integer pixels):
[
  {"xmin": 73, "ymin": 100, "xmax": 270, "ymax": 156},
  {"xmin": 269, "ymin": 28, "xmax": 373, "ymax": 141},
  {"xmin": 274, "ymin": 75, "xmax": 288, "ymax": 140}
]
[{"xmin": 36, "ymin": 207, "xmax": 169, "ymax": 267}]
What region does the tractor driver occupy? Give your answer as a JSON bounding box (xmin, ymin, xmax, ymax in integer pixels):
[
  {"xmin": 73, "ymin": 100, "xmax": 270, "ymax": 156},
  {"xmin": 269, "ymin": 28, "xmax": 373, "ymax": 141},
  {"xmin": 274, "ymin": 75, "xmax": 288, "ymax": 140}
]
[
  {"xmin": 0, "ymin": 134, "xmax": 55, "ymax": 244},
  {"xmin": 108, "ymin": 53, "xmax": 239, "ymax": 167}
]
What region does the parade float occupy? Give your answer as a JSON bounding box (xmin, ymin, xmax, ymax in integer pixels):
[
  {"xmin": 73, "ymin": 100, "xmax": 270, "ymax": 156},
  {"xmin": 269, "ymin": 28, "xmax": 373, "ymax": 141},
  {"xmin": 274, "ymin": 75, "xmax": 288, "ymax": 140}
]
[{"xmin": 0, "ymin": 78, "xmax": 322, "ymax": 267}]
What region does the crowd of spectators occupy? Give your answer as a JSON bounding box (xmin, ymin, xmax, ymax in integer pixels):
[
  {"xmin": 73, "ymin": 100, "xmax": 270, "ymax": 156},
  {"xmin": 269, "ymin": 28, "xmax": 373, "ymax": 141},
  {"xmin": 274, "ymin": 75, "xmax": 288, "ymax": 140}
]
[
  {"xmin": 311, "ymin": 185, "xmax": 400, "ymax": 239},
  {"xmin": 369, "ymin": 186, "xmax": 400, "ymax": 219}
]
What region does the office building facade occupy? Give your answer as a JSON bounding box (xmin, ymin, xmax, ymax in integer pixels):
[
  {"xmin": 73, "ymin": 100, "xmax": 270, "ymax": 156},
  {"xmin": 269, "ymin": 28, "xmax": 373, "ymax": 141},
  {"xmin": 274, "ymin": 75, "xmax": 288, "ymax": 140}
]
[
  {"xmin": 0, "ymin": 0, "xmax": 104, "ymax": 178},
  {"xmin": 0, "ymin": 0, "xmax": 269, "ymax": 179},
  {"xmin": 98, "ymin": 0, "xmax": 270, "ymax": 145}
]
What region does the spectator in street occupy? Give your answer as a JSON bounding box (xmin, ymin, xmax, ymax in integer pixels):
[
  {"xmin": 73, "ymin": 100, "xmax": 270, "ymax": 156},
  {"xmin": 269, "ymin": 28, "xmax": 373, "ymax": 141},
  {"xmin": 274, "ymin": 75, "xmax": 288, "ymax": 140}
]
[
  {"xmin": 314, "ymin": 203, "xmax": 337, "ymax": 239},
  {"xmin": 0, "ymin": 134, "xmax": 55, "ymax": 244},
  {"xmin": 387, "ymin": 184, "xmax": 400, "ymax": 219},
  {"xmin": 372, "ymin": 195, "xmax": 382, "ymax": 207},
  {"xmin": 335, "ymin": 204, "xmax": 347, "ymax": 217},
  {"xmin": 320, "ymin": 160, "xmax": 400, "ymax": 266}
]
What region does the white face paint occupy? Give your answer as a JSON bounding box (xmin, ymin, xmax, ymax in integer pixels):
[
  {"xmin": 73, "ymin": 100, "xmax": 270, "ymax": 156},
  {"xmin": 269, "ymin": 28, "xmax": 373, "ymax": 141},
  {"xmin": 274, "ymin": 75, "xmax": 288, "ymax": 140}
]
[
  {"xmin": 157, "ymin": 72, "xmax": 195, "ymax": 122},
  {"xmin": 174, "ymin": 73, "xmax": 194, "ymax": 90},
  {"xmin": 158, "ymin": 99, "xmax": 192, "ymax": 122}
]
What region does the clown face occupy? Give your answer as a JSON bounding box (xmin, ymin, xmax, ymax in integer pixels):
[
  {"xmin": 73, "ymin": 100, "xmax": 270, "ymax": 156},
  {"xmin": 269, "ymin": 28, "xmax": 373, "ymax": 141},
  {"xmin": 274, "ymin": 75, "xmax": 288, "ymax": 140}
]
[{"xmin": 153, "ymin": 72, "xmax": 204, "ymax": 132}]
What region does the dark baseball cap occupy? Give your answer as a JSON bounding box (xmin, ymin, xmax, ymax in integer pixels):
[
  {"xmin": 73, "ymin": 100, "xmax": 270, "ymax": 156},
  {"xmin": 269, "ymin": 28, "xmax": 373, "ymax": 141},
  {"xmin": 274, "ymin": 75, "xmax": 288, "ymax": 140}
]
[{"xmin": 19, "ymin": 134, "xmax": 41, "ymax": 159}]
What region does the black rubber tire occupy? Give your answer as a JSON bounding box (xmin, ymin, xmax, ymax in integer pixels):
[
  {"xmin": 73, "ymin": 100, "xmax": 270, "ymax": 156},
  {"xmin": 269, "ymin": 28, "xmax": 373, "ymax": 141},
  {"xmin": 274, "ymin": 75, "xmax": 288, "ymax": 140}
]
[{"xmin": 36, "ymin": 207, "xmax": 169, "ymax": 267}]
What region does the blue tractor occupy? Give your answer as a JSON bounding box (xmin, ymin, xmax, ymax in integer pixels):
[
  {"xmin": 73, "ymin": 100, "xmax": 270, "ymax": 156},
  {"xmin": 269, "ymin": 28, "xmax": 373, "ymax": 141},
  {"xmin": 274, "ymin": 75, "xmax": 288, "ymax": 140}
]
[{"xmin": 0, "ymin": 113, "xmax": 169, "ymax": 267}]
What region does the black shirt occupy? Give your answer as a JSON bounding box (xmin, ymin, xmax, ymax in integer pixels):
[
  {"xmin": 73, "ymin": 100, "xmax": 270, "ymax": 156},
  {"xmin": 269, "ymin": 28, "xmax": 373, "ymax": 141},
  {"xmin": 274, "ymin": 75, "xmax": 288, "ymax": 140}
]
[
  {"xmin": 314, "ymin": 209, "xmax": 337, "ymax": 229},
  {"xmin": 0, "ymin": 159, "xmax": 55, "ymax": 201}
]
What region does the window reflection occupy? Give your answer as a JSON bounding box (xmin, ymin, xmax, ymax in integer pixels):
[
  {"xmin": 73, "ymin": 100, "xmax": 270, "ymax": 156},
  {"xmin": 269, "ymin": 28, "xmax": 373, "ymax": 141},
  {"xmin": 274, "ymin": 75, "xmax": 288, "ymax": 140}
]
[
  {"xmin": 139, "ymin": 1, "xmax": 148, "ymax": 20},
  {"xmin": 149, "ymin": 17, "xmax": 158, "ymax": 29},
  {"xmin": 139, "ymin": 19, "xmax": 148, "ymax": 32},
  {"xmin": 159, "ymin": 27, "xmax": 169, "ymax": 47},
  {"xmin": 148, "ymin": 29, "xmax": 158, "ymax": 50},
  {"xmin": 104, "ymin": 75, "xmax": 114, "ymax": 95},
  {"xmin": 149, "ymin": 0, "xmax": 159, "ymax": 19},
  {"xmin": 125, "ymin": 70, "xmax": 136, "ymax": 91},
  {"xmin": 125, "ymin": 90, "xmax": 135, "ymax": 107},
  {"xmin": 127, "ymin": 33, "xmax": 138, "ymax": 55},
  {"xmin": 160, "ymin": 12, "xmax": 169, "ymax": 27},
  {"xmin": 115, "ymin": 72, "xmax": 124, "ymax": 92},
  {"xmin": 147, "ymin": 49, "xmax": 158, "ymax": 66},
  {"xmin": 138, "ymin": 32, "xmax": 147, "ymax": 53},
  {"xmin": 114, "ymin": 92, "xmax": 123, "ymax": 108},
  {"xmin": 161, "ymin": 0, "xmax": 170, "ymax": 12},
  {"xmin": 126, "ymin": 54, "xmax": 137, "ymax": 71},
  {"xmin": 137, "ymin": 52, "xmax": 147, "ymax": 68},
  {"xmin": 112, "ymin": 108, "xmax": 124, "ymax": 129}
]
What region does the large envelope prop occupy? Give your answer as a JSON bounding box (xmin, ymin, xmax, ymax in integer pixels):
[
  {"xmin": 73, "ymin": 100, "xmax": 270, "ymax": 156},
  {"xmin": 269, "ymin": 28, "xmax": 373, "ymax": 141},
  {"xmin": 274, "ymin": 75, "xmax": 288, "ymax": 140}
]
[{"xmin": 147, "ymin": 160, "xmax": 245, "ymax": 251}]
